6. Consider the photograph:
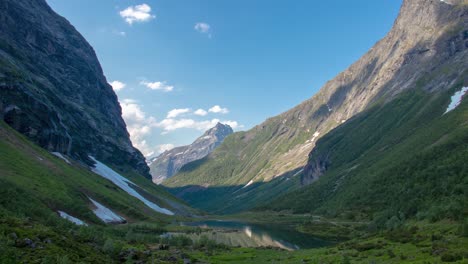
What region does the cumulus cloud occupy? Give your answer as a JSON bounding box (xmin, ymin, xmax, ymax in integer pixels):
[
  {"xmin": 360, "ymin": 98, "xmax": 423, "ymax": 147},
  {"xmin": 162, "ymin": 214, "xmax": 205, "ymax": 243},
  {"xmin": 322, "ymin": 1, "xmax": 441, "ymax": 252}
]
[
  {"xmin": 209, "ymin": 105, "xmax": 229, "ymax": 114},
  {"xmin": 156, "ymin": 118, "xmax": 240, "ymax": 134},
  {"xmin": 109, "ymin": 81, "xmax": 126, "ymax": 92},
  {"xmin": 194, "ymin": 22, "xmax": 210, "ymax": 33},
  {"xmin": 194, "ymin": 109, "xmax": 208, "ymax": 116},
  {"xmin": 167, "ymin": 108, "xmax": 190, "ymax": 118},
  {"xmin": 140, "ymin": 81, "xmax": 174, "ymax": 92},
  {"xmin": 120, "ymin": 4, "xmax": 155, "ymax": 25},
  {"xmin": 120, "ymin": 99, "xmax": 241, "ymax": 154},
  {"xmin": 120, "ymin": 99, "xmax": 157, "ymax": 156},
  {"xmin": 195, "ymin": 22, "xmax": 212, "ymax": 38},
  {"xmin": 222, "ymin": 121, "xmax": 240, "ymax": 129},
  {"xmin": 157, "ymin": 144, "xmax": 175, "ymax": 154}
]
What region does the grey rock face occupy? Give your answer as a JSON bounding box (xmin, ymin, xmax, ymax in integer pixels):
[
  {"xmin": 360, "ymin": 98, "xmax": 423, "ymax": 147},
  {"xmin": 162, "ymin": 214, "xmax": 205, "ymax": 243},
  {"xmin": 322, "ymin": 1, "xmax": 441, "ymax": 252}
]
[
  {"xmin": 301, "ymin": 0, "xmax": 468, "ymax": 185},
  {"xmin": 149, "ymin": 123, "xmax": 233, "ymax": 184},
  {"xmin": 0, "ymin": 0, "xmax": 150, "ymax": 177}
]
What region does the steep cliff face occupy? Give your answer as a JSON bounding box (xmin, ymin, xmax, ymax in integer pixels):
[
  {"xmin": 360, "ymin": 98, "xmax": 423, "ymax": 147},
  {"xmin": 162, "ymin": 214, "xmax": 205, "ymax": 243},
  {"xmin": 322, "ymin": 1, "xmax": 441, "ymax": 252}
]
[
  {"xmin": 164, "ymin": 0, "xmax": 468, "ymax": 213},
  {"xmin": 0, "ymin": 0, "xmax": 150, "ymax": 177},
  {"xmin": 150, "ymin": 123, "xmax": 233, "ymax": 184},
  {"xmin": 301, "ymin": 0, "xmax": 468, "ymax": 184}
]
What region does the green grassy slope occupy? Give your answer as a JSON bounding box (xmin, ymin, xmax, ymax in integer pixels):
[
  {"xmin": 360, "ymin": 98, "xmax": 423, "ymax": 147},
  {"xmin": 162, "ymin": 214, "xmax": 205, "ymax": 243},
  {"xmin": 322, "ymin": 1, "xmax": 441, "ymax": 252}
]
[
  {"xmin": 0, "ymin": 121, "xmax": 203, "ymax": 261},
  {"xmin": 0, "ymin": 121, "xmax": 195, "ymax": 224},
  {"xmin": 266, "ymin": 81, "xmax": 468, "ymax": 226}
]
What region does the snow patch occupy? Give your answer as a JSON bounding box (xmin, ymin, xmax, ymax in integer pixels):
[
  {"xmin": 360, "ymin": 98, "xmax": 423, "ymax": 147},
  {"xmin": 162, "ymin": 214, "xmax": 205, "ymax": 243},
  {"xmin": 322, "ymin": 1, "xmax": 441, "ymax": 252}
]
[
  {"xmin": 89, "ymin": 198, "xmax": 126, "ymax": 224},
  {"xmin": 292, "ymin": 169, "xmax": 304, "ymax": 178},
  {"xmin": 58, "ymin": 211, "xmax": 87, "ymax": 226},
  {"xmin": 89, "ymin": 156, "xmax": 174, "ymax": 215},
  {"xmin": 51, "ymin": 152, "xmax": 70, "ymax": 164},
  {"xmin": 444, "ymin": 87, "xmax": 468, "ymax": 114},
  {"xmin": 311, "ymin": 132, "xmax": 320, "ymax": 142},
  {"xmin": 243, "ymin": 180, "xmax": 254, "ymax": 189}
]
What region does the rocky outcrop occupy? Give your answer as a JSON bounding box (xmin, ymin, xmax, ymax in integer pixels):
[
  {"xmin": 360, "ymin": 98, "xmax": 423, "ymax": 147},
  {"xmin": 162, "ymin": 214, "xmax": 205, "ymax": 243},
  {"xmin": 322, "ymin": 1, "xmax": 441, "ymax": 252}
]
[
  {"xmin": 0, "ymin": 0, "xmax": 150, "ymax": 177},
  {"xmin": 149, "ymin": 123, "xmax": 233, "ymax": 184},
  {"xmin": 301, "ymin": 150, "xmax": 330, "ymax": 186}
]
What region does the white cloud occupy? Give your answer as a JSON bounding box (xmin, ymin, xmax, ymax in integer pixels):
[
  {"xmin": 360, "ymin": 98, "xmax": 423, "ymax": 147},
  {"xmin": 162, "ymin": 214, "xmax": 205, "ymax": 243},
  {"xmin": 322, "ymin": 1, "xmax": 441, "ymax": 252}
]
[
  {"xmin": 167, "ymin": 108, "xmax": 190, "ymax": 118},
  {"xmin": 116, "ymin": 31, "xmax": 126, "ymax": 37},
  {"xmin": 120, "ymin": 4, "xmax": 155, "ymax": 25},
  {"xmin": 222, "ymin": 121, "xmax": 241, "ymax": 129},
  {"xmin": 195, "ymin": 22, "xmax": 211, "ymax": 33},
  {"xmin": 140, "ymin": 81, "xmax": 174, "ymax": 92},
  {"xmin": 109, "ymin": 81, "xmax": 126, "ymax": 92},
  {"xmin": 120, "ymin": 100, "xmax": 241, "ymax": 154},
  {"xmin": 194, "ymin": 109, "xmax": 208, "ymax": 116},
  {"xmin": 209, "ymin": 105, "xmax": 229, "ymax": 114},
  {"xmin": 120, "ymin": 99, "xmax": 158, "ymax": 156},
  {"xmin": 157, "ymin": 144, "xmax": 175, "ymax": 154},
  {"xmin": 156, "ymin": 118, "xmax": 240, "ymax": 133}
]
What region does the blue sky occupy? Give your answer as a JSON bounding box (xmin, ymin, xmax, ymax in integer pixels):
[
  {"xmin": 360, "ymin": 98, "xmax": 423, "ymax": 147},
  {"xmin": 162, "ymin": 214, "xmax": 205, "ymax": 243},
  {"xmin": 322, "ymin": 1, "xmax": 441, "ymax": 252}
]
[{"xmin": 46, "ymin": 0, "xmax": 402, "ymax": 157}]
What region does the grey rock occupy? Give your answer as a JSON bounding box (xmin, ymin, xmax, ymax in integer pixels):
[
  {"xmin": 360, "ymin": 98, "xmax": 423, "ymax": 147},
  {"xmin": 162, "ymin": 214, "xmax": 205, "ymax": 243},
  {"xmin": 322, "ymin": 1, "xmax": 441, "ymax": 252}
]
[
  {"xmin": 21, "ymin": 238, "xmax": 36, "ymax": 249},
  {"xmin": 149, "ymin": 123, "xmax": 233, "ymax": 184},
  {"xmin": 0, "ymin": 0, "xmax": 150, "ymax": 178}
]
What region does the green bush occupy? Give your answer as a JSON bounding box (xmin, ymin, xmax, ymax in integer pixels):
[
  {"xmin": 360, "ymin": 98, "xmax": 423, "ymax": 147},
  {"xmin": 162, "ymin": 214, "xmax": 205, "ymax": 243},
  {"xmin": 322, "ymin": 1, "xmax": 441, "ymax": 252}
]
[
  {"xmin": 440, "ymin": 252, "xmax": 462, "ymax": 262},
  {"xmin": 461, "ymin": 221, "xmax": 468, "ymax": 237},
  {"xmin": 102, "ymin": 239, "xmax": 123, "ymax": 256}
]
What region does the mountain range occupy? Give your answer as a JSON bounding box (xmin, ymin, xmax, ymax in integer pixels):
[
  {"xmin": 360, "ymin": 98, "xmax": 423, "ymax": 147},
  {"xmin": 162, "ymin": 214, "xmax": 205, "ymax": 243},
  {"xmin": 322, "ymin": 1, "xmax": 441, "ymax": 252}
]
[
  {"xmin": 0, "ymin": 0, "xmax": 467, "ymax": 262},
  {"xmin": 163, "ymin": 0, "xmax": 468, "ymax": 214}
]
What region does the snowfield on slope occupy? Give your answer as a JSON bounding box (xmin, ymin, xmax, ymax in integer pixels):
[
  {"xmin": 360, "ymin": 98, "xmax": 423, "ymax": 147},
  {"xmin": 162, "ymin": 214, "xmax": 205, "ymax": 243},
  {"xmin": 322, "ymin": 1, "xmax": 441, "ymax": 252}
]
[
  {"xmin": 58, "ymin": 211, "xmax": 87, "ymax": 226},
  {"xmin": 89, "ymin": 156, "xmax": 174, "ymax": 215},
  {"xmin": 89, "ymin": 198, "xmax": 126, "ymax": 224},
  {"xmin": 445, "ymin": 86, "xmax": 468, "ymax": 114}
]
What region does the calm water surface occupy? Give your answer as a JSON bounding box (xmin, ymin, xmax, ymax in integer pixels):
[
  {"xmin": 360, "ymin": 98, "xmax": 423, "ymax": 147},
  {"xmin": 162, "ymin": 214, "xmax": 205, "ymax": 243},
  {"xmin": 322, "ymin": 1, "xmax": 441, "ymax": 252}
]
[{"xmin": 180, "ymin": 220, "xmax": 332, "ymax": 251}]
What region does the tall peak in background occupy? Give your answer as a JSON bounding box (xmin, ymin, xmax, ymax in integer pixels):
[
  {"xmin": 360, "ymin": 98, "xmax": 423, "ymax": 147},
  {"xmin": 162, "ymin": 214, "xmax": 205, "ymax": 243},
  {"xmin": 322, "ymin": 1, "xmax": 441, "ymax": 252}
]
[{"xmin": 149, "ymin": 123, "xmax": 233, "ymax": 184}]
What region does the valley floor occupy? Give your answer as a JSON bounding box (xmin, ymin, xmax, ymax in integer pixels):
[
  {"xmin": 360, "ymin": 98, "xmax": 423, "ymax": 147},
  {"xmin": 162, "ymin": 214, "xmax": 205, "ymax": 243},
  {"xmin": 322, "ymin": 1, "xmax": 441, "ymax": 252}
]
[{"xmin": 2, "ymin": 209, "xmax": 467, "ymax": 263}]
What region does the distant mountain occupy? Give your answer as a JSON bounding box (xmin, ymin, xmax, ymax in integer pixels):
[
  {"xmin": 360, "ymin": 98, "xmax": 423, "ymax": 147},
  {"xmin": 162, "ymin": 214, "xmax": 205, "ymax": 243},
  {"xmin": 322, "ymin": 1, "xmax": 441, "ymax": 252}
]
[
  {"xmin": 149, "ymin": 123, "xmax": 233, "ymax": 184},
  {"xmin": 0, "ymin": 0, "xmax": 149, "ymax": 178},
  {"xmin": 164, "ymin": 0, "xmax": 468, "ymax": 214}
]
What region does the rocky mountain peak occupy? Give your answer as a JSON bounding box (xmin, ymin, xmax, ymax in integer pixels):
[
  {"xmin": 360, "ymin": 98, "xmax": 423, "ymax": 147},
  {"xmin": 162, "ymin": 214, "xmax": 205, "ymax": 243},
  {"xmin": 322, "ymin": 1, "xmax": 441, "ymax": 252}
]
[
  {"xmin": 198, "ymin": 123, "xmax": 233, "ymax": 141},
  {"xmin": 149, "ymin": 123, "xmax": 234, "ymax": 184}
]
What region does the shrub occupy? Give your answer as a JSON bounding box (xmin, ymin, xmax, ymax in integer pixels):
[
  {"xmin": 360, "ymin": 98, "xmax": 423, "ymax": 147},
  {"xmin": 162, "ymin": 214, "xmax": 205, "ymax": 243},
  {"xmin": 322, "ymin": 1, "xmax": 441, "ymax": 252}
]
[
  {"xmin": 460, "ymin": 220, "xmax": 468, "ymax": 238},
  {"xmin": 440, "ymin": 252, "xmax": 462, "ymax": 262}
]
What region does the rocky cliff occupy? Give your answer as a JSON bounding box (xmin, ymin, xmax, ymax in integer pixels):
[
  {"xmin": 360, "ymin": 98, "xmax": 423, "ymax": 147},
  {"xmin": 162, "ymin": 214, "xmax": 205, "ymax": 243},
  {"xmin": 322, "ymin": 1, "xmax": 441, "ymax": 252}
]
[
  {"xmin": 0, "ymin": 0, "xmax": 150, "ymax": 177},
  {"xmin": 301, "ymin": 0, "xmax": 468, "ymax": 184},
  {"xmin": 164, "ymin": 0, "xmax": 468, "ymax": 213},
  {"xmin": 149, "ymin": 123, "xmax": 233, "ymax": 184}
]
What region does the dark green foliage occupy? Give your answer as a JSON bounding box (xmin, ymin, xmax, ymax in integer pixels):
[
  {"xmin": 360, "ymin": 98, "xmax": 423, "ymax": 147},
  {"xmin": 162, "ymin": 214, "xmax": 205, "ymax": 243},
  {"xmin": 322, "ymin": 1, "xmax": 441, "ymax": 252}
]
[
  {"xmin": 440, "ymin": 252, "xmax": 463, "ymax": 262},
  {"xmin": 341, "ymin": 255, "xmax": 351, "ymax": 264},
  {"xmin": 460, "ymin": 220, "xmax": 468, "ymax": 238},
  {"xmin": 267, "ymin": 85, "xmax": 468, "ymax": 224}
]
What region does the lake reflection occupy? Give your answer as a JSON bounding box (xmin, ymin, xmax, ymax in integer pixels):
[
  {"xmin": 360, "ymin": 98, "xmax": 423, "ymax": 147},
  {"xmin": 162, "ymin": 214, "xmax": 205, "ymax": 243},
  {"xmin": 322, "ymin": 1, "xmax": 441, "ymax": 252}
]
[{"xmin": 180, "ymin": 220, "xmax": 331, "ymax": 251}]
